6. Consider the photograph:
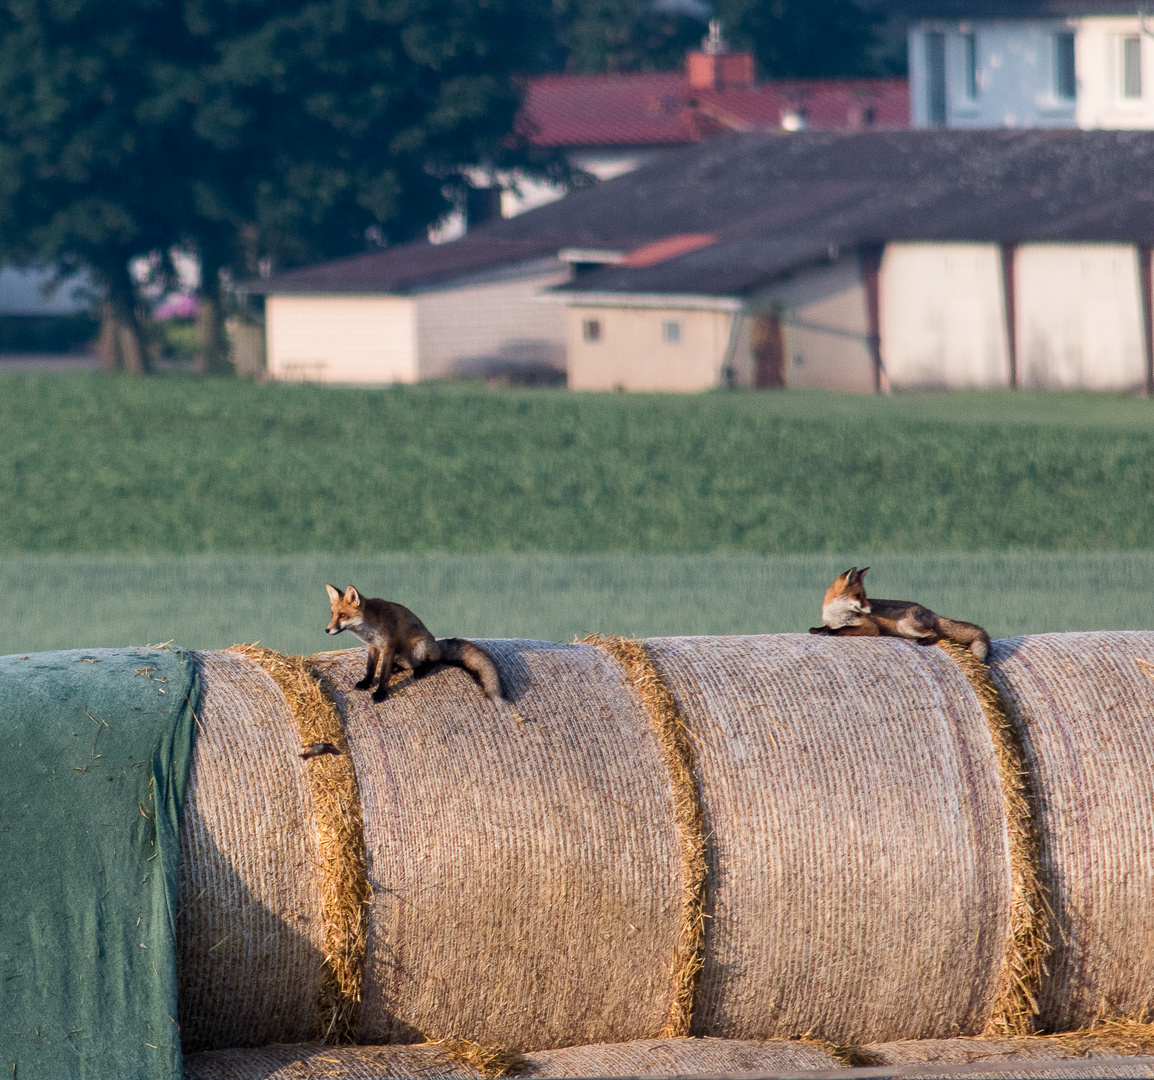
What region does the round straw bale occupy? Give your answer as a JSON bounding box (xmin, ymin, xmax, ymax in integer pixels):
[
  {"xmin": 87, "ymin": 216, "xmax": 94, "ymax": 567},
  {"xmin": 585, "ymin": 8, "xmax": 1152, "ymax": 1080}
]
[
  {"xmin": 861, "ymin": 1024, "xmax": 1154, "ymax": 1068},
  {"xmin": 178, "ymin": 651, "xmax": 327, "ymax": 1051},
  {"xmin": 306, "ymin": 641, "xmax": 684, "ymax": 1051},
  {"xmin": 183, "ymin": 1042, "xmax": 480, "ymax": 1079},
  {"xmin": 520, "ymin": 1037, "xmax": 845, "ymax": 1077},
  {"xmin": 639, "ymin": 634, "xmax": 1012, "ymax": 1045},
  {"xmin": 988, "ymin": 631, "xmax": 1154, "ymax": 1031}
]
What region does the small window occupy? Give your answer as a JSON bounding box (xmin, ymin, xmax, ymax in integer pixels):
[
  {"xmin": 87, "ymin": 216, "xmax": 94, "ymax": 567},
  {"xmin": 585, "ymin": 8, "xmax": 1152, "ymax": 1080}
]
[
  {"xmin": 662, "ymin": 320, "xmax": 682, "ymax": 345},
  {"xmin": 1055, "ymin": 32, "xmax": 1076, "ymax": 100},
  {"xmin": 926, "ymin": 32, "xmax": 947, "ymax": 126},
  {"xmin": 1123, "ymin": 35, "xmax": 1143, "ymax": 99},
  {"xmin": 582, "ymin": 318, "xmax": 601, "ymax": 343},
  {"xmin": 963, "ymin": 32, "xmax": 979, "ymax": 101}
]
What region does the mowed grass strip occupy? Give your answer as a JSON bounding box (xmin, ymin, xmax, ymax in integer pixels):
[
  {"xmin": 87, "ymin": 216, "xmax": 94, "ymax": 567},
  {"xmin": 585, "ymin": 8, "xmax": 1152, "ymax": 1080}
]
[
  {"xmin": 2, "ymin": 551, "xmax": 1151, "ymax": 656},
  {"xmin": 2, "ymin": 373, "xmax": 1153, "ymax": 554}
]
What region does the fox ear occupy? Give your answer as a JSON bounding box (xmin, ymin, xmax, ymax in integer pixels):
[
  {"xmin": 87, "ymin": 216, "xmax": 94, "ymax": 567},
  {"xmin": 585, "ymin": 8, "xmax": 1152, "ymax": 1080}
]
[
  {"xmin": 843, "ymin": 567, "xmax": 858, "ymax": 583},
  {"xmin": 344, "ymin": 585, "xmax": 362, "ymax": 605},
  {"xmin": 858, "ymin": 567, "xmax": 870, "ymax": 583},
  {"xmin": 325, "ymin": 584, "xmax": 341, "ymax": 604}
]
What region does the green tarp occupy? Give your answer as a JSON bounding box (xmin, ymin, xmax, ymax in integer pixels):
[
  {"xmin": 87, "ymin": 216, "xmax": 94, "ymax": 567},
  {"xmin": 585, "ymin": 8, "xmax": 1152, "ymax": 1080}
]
[{"xmin": 0, "ymin": 648, "xmax": 199, "ymax": 1080}]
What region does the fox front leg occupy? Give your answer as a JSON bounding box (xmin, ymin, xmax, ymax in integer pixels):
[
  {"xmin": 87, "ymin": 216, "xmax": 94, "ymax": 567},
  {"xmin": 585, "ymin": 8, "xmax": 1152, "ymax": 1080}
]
[
  {"xmin": 372, "ymin": 646, "xmax": 397, "ymax": 703},
  {"xmin": 355, "ymin": 646, "xmax": 380, "ymax": 691}
]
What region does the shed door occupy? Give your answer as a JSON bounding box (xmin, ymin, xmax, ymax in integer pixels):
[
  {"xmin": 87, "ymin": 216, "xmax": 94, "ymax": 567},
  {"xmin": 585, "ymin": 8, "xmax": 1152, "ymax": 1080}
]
[{"xmin": 752, "ymin": 314, "xmax": 786, "ymax": 388}]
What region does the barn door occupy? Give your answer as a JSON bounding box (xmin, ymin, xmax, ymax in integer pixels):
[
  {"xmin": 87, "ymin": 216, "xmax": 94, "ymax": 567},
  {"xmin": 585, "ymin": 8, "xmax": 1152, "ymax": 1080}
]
[{"xmin": 752, "ymin": 313, "xmax": 786, "ymax": 388}]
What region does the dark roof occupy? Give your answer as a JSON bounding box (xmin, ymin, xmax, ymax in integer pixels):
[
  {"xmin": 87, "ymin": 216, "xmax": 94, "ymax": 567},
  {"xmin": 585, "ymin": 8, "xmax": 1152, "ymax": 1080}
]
[
  {"xmin": 258, "ymin": 129, "xmax": 1154, "ymax": 299},
  {"xmin": 890, "ymin": 0, "xmax": 1136, "ymax": 16},
  {"xmin": 517, "ymin": 73, "xmax": 908, "ymax": 148}
]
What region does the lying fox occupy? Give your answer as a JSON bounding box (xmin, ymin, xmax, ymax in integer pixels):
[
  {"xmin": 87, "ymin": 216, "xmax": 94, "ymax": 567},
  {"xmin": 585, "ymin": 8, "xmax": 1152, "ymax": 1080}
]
[
  {"xmin": 325, "ymin": 584, "xmax": 505, "ymax": 703},
  {"xmin": 808, "ymin": 567, "xmax": 990, "ymax": 662}
]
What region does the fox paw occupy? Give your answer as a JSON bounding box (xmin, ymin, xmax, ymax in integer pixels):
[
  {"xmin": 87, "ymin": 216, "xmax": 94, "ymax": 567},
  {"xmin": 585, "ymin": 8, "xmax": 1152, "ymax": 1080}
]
[
  {"xmin": 354, "ymin": 678, "xmax": 373, "ymax": 690},
  {"xmin": 371, "ymin": 688, "xmax": 389, "ymax": 703}
]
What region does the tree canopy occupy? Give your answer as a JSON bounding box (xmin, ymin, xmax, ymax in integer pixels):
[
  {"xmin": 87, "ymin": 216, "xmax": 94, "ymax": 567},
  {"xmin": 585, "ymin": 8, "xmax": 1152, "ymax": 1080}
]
[{"xmin": 0, "ymin": 0, "xmax": 560, "ymax": 371}]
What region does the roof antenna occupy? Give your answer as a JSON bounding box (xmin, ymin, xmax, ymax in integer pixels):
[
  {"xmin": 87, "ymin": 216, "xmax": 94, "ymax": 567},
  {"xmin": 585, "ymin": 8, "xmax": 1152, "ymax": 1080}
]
[{"xmin": 704, "ymin": 19, "xmax": 726, "ymax": 54}]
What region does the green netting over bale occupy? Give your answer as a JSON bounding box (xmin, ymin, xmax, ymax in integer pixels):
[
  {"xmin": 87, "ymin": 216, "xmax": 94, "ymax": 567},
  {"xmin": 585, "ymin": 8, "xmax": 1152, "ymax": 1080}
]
[
  {"xmin": 0, "ymin": 647, "xmax": 199, "ymax": 1080},
  {"xmin": 177, "ymin": 650, "xmax": 329, "ymax": 1052},
  {"xmin": 307, "ymin": 641, "xmax": 684, "ymax": 1051},
  {"xmin": 642, "ymin": 634, "xmax": 1012, "ymax": 1045},
  {"xmin": 521, "ymin": 1037, "xmax": 844, "ymax": 1077},
  {"xmin": 989, "ymin": 631, "xmax": 1154, "ymax": 1032}
]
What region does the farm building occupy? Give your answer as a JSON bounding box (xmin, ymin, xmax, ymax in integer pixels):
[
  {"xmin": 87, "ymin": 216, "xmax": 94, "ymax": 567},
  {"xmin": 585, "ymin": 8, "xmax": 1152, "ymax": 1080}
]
[{"xmin": 255, "ymin": 128, "xmax": 1154, "ymax": 393}]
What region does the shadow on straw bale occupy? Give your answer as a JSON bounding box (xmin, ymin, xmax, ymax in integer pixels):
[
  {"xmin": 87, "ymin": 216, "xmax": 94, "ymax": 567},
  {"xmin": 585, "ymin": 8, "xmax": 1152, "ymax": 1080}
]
[
  {"xmin": 640, "ymin": 634, "xmax": 1011, "ymax": 1045},
  {"xmin": 990, "ymin": 632, "xmax": 1154, "ymax": 1032},
  {"xmin": 178, "ymin": 651, "xmax": 328, "ymax": 1051},
  {"xmin": 306, "ymin": 641, "xmax": 684, "ymax": 1051}
]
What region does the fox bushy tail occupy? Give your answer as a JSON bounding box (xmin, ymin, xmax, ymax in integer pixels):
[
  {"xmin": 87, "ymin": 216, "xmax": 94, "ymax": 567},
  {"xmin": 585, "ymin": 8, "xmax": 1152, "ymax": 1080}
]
[
  {"xmin": 938, "ymin": 618, "xmax": 991, "ymax": 662},
  {"xmin": 436, "ymin": 638, "xmax": 505, "ymax": 702}
]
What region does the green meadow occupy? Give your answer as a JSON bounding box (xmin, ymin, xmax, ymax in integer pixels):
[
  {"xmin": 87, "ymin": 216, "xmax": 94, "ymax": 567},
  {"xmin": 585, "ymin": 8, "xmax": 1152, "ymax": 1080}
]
[
  {"xmin": 1, "ymin": 373, "xmax": 1151, "ymax": 651},
  {"xmin": 3, "ymin": 550, "xmax": 1153, "ymax": 656}
]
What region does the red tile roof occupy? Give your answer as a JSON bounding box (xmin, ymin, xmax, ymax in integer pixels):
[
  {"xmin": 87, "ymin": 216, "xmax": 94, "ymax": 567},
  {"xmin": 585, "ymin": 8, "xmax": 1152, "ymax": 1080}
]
[{"xmin": 517, "ymin": 72, "xmax": 909, "ymax": 148}]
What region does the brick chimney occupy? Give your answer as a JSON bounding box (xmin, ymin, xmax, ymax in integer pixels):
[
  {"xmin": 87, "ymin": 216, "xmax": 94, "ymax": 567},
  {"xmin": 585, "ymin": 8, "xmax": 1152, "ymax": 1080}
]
[{"xmin": 687, "ymin": 19, "xmax": 756, "ymax": 91}]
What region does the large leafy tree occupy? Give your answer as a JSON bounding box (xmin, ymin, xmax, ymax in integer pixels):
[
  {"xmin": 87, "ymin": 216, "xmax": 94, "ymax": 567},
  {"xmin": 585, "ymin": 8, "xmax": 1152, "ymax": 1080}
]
[{"xmin": 0, "ymin": 0, "xmax": 557, "ymax": 374}]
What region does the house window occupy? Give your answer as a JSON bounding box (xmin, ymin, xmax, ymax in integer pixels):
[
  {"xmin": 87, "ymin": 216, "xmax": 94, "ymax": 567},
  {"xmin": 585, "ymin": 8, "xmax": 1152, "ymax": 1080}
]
[
  {"xmin": 582, "ymin": 318, "xmax": 601, "ymax": 343},
  {"xmin": 1122, "ymin": 35, "xmax": 1143, "ymax": 99},
  {"xmin": 926, "ymin": 32, "xmax": 947, "ymax": 126},
  {"xmin": 1055, "ymin": 32, "xmax": 1076, "ymax": 100},
  {"xmin": 662, "ymin": 320, "xmax": 682, "ymax": 345},
  {"xmin": 963, "ymin": 32, "xmax": 979, "ymax": 101}
]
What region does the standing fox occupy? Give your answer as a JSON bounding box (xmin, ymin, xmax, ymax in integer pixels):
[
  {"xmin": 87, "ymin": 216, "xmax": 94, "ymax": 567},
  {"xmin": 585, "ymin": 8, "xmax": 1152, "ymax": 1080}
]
[
  {"xmin": 325, "ymin": 584, "xmax": 505, "ymax": 703},
  {"xmin": 808, "ymin": 567, "xmax": 990, "ymax": 662}
]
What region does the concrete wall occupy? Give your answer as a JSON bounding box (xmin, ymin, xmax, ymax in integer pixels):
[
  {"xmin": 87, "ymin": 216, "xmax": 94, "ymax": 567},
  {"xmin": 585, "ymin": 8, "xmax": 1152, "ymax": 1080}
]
[
  {"xmin": 265, "ymin": 295, "xmax": 417, "ymax": 384},
  {"xmin": 566, "ymin": 304, "xmax": 734, "ymax": 391},
  {"xmin": 414, "ymin": 262, "xmax": 570, "ymax": 380},
  {"xmin": 909, "ymin": 16, "xmax": 1154, "ymax": 130},
  {"xmin": 881, "ymin": 243, "xmax": 1012, "ymax": 389},
  {"xmin": 752, "ymin": 259, "xmax": 876, "ymax": 392},
  {"xmin": 1016, "ymin": 243, "xmax": 1146, "ymax": 389}
]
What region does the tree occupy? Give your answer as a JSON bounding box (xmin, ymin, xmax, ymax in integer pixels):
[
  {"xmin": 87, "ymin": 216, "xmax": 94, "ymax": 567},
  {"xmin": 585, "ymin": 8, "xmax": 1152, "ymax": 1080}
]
[
  {"xmin": 544, "ymin": 0, "xmax": 709, "ymax": 73},
  {"xmin": 711, "ymin": 0, "xmax": 896, "ymax": 79},
  {"xmin": 0, "ymin": 0, "xmax": 560, "ymax": 374}
]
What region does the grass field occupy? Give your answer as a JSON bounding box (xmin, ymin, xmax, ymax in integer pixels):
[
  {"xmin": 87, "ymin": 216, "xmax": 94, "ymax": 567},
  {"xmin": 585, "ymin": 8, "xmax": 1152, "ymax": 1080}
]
[
  {"xmin": 4, "ymin": 550, "xmax": 1152, "ymax": 656},
  {"xmin": 2, "ymin": 374, "xmax": 1153, "ymax": 554}
]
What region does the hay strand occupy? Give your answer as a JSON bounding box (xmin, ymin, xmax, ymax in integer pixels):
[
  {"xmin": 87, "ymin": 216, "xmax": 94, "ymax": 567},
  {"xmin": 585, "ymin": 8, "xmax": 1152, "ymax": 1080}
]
[
  {"xmin": 934, "ymin": 639, "xmax": 1050, "ymax": 1036},
  {"xmin": 230, "ymin": 644, "xmax": 370, "ymax": 1043},
  {"xmin": 581, "ymin": 635, "xmax": 707, "ymax": 1040},
  {"xmin": 433, "ymin": 1040, "xmax": 527, "ymax": 1079}
]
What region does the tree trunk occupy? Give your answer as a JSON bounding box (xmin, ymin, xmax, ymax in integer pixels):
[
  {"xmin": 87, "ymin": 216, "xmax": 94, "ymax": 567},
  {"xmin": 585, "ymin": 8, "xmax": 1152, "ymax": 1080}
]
[
  {"xmin": 99, "ymin": 260, "xmax": 150, "ymax": 375},
  {"xmin": 194, "ymin": 249, "xmax": 233, "ymax": 376}
]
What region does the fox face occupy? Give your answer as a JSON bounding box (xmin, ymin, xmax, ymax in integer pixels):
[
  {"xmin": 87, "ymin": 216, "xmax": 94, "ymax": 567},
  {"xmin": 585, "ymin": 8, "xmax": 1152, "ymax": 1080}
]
[
  {"xmin": 325, "ymin": 584, "xmax": 364, "ymax": 636},
  {"xmin": 821, "ymin": 566, "xmax": 872, "ymax": 629}
]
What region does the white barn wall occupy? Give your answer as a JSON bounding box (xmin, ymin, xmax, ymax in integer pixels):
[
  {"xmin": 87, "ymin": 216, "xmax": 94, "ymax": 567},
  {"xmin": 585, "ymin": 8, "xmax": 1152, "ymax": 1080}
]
[
  {"xmin": 265, "ymin": 295, "xmax": 417, "ymax": 384},
  {"xmin": 414, "ymin": 263, "xmax": 570, "ymax": 380},
  {"xmin": 1016, "ymin": 243, "xmax": 1146, "ymax": 390},
  {"xmin": 566, "ymin": 304, "xmax": 733, "ymax": 391},
  {"xmin": 881, "ymin": 243, "xmax": 1011, "ymax": 389}
]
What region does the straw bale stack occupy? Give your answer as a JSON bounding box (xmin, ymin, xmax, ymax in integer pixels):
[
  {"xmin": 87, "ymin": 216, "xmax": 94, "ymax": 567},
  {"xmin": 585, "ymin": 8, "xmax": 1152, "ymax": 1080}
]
[
  {"xmin": 988, "ymin": 632, "xmax": 1154, "ymax": 1032},
  {"xmin": 307, "ymin": 641, "xmax": 684, "ymax": 1051},
  {"xmin": 521, "ymin": 1037, "xmax": 844, "ymax": 1077},
  {"xmin": 639, "ymin": 634, "xmax": 1011, "ymax": 1045},
  {"xmin": 178, "ymin": 650, "xmax": 327, "ymax": 1052}
]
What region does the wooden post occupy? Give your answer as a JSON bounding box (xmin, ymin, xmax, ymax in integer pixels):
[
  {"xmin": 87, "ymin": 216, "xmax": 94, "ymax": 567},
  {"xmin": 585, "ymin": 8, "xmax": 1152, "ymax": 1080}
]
[
  {"xmin": 859, "ymin": 244, "xmax": 889, "ymax": 394},
  {"xmin": 999, "ymin": 242, "xmax": 1018, "ymax": 390},
  {"xmin": 751, "ymin": 313, "xmax": 785, "ymax": 388},
  {"xmin": 1140, "ymin": 244, "xmax": 1154, "ymax": 397}
]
